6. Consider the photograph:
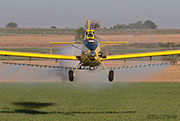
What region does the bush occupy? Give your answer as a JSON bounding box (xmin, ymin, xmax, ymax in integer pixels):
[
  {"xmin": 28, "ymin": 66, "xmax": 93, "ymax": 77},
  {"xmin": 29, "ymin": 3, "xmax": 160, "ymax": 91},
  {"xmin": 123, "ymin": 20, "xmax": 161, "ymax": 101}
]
[{"xmin": 6, "ymin": 22, "xmax": 18, "ymax": 28}]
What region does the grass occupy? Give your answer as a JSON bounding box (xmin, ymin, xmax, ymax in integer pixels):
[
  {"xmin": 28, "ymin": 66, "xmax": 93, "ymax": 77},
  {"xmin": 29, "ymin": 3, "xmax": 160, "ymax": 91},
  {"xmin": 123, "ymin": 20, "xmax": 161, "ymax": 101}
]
[
  {"xmin": 0, "ymin": 83, "xmax": 179, "ymax": 121},
  {"xmin": 0, "ymin": 28, "xmax": 76, "ymax": 35}
]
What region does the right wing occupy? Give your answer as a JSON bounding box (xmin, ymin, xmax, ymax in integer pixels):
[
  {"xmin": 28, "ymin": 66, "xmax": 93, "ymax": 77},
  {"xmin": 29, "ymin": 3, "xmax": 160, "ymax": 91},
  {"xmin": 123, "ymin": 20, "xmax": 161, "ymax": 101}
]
[
  {"xmin": 99, "ymin": 41, "xmax": 128, "ymax": 48},
  {"xmin": 0, "ymin": 50, "xmax": 78, "ymax": 60},
  {"xmin": 99, "ymin": 42, "xmax": 128, "ymax": 44}
]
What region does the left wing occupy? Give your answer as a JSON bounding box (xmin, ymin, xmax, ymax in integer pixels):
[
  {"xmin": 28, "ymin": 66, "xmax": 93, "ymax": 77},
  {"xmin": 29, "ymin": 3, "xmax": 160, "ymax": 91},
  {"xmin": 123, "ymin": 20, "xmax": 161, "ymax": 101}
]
[
  {"xmin": 0, "ymin": 50, "xmax": 78, "ymax": 60},
  {"xmin": 101, "ymin": 50, "xmax": 180, "ymax": 60}
]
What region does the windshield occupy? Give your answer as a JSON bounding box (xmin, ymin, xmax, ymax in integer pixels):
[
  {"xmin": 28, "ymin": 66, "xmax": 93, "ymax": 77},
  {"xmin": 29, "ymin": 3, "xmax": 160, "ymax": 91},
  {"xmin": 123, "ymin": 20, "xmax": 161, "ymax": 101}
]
[{"xmin": 88, "ymin": 32, "xmax": 93, "ymax": 37}]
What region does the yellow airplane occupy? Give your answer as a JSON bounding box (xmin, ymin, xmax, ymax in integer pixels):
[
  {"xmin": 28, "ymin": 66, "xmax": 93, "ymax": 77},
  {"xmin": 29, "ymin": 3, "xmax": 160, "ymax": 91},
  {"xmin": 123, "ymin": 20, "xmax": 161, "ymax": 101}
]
[{"xmin": 1, "ymin": 20, "xmax": 180, "ymax": 82}]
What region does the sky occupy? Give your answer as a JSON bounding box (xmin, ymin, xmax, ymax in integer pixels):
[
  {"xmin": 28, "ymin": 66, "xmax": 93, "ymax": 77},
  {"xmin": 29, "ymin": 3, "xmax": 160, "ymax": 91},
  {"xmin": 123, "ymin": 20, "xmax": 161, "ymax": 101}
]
[{"xmin": 0, "ymin": 0, "xmax": 180, "ymax": 28}]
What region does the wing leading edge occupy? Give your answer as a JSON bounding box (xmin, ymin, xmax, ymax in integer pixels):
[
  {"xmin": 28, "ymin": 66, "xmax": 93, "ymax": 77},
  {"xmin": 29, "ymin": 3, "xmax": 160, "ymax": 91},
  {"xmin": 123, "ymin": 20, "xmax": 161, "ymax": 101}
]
[
  {"xmin": 101, "ymin": 50, "xmax": 180, "ymax": 60},
  {"xmin": 0, "ymin": 50, "xmax": 78, "ymax": 60}
]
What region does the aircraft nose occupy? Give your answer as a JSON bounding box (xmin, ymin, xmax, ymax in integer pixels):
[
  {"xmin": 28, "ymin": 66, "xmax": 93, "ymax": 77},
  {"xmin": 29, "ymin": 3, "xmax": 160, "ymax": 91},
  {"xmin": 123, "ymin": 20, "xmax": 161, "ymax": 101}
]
[{"xmin": 89, "ymin": 51, "xmax": 96, "ymax": 57}]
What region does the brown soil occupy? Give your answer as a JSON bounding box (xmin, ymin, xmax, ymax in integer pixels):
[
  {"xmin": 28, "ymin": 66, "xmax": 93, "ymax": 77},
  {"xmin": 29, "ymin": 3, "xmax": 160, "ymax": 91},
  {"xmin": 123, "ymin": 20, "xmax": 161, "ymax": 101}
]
[
  {"xmin": 98, "ymin": 34, "xmax": 180, "ymax": 44},
  {"xmin": 0, "ymin": 34, "xmax": 180, "ymax": 47},
  {"xmin": 146, "ymin": 64, "xmax": 180, "ymax": 82},
  {"xmin": 0, "ymin": 35, "xmax": 74, "ymax": 48}
]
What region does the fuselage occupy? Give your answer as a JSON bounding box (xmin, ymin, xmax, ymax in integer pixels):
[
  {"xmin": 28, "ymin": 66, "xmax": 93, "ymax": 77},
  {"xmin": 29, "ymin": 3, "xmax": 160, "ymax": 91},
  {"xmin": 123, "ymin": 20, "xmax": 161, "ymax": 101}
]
[{"xmin": 79, "ymin": 29, "xmax": 102, "ymax": 67}]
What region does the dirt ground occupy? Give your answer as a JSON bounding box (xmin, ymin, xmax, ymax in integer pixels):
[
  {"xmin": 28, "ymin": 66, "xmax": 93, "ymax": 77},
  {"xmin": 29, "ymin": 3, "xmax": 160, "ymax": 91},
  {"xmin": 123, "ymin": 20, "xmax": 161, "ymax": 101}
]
[
  {"xmin": 0, "ymin": 34, "xmax": 180, "ymax": 47},
  {"xmin": 146, "ymin": 64, "xmax": 180, "ymax": 82},
  {"xmin": 98, "ymin": 34, "xmax": 180, "ymax": 43},
  {"xmin": 0, "ymin": 35, "xmax": 74, "ymax": 47}
]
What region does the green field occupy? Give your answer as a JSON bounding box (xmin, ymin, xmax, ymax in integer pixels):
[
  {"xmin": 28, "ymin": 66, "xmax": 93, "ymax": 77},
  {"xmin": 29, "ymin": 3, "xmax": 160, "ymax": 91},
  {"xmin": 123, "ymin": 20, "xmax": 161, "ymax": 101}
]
[
  {"xmin": 0, "ymin": 83, "xmax": 179, "ymax": 121},
  {"xmin": 0, "ymin": 28, "xmax": 76, "ymax": 35}
]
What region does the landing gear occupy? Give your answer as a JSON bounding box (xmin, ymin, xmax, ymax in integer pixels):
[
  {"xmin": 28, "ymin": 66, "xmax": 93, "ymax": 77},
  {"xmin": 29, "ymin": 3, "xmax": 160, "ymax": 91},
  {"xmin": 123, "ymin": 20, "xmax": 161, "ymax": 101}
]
[
  {"xmin": 68, "ymin": 63, "xmax": 81, "ymax": 82},
  {"xmin": 68, "ymin": 70, "xmax": 74, "ymax": 82},
  {"xmin": 108, "ymin": 70, "xmax": 114, "ymax": 82},
  {"xmin": 100, "ymin": 61, "xmax": 115, "ymax": 82}
]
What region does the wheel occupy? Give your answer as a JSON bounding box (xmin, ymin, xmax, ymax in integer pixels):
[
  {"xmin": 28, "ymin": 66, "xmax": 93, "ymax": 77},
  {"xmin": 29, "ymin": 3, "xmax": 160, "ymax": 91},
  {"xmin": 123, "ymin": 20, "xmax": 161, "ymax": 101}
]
[
  {"xmin": 68, "ymin": 70, "xmax": 74, "ymax": 82},
  {"xmin": 108, "ymin": 70, "xmax": 114, "ymax": 82}
]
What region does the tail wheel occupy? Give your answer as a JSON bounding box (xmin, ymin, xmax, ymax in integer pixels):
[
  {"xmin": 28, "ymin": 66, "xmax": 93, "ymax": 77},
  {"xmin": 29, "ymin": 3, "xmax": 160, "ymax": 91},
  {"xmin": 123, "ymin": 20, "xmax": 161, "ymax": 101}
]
[
  {"xmin": 108, "ymin": 70, "xmax": 114, "ymax": 82},
  {"xmin": 68, "ymin": 70, "xmax": 74, "ymax": 82}
]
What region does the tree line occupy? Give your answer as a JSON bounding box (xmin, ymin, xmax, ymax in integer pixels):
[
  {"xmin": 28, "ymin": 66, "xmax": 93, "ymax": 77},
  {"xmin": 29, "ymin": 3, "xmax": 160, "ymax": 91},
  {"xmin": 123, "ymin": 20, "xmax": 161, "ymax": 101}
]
[
  {"xmin": 5, "ymin": 20, "xmax": 157, "ymax": 30},
  {"xmin": 112, "ymin": 20, "xmax": 158, "ymax": 29}
]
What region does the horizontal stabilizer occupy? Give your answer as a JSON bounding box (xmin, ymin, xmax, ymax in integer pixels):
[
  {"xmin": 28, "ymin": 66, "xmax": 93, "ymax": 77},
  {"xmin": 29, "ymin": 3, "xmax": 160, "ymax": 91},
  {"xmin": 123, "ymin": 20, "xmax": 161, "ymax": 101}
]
[
  {"xmin": 50, "ymin": 42, "xmax": 82, "ymax": 44},
  {"xmin": 99, "ymin": 42, "xmax": 128, "ymax": 44}
]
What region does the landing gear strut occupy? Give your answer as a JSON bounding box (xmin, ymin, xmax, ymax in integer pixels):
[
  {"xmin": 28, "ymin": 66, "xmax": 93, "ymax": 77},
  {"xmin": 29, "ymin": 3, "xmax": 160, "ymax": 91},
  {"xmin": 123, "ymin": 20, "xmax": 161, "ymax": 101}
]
[
  {"xmin": 108, "ymin": 70, "xmax": 114, "ymax": 82},
  {"xmin": 100, "ymin": 61, "xmax": 114, "ymax": 82},
  {"xmin": 68, "ymin": 63, "xmax": 81, "ymax": 82}
]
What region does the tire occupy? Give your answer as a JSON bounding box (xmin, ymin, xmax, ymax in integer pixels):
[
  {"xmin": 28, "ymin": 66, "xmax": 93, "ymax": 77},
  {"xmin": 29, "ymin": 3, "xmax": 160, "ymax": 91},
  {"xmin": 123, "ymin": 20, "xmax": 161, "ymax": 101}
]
[
  {"xmin": 108, "ymin": 70, "xmax": 114, "ymax": 82},
  {"xmin": 68, "ymin": 70, "xmax": 74, "ymax": 82}
]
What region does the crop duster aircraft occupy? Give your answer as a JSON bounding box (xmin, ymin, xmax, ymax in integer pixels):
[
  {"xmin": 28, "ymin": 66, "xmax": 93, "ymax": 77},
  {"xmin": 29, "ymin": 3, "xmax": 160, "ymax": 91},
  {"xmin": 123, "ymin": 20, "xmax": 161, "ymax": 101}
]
[{"xmin": 1, "ymin": 20, "xmax": 180, "ymax": 82}]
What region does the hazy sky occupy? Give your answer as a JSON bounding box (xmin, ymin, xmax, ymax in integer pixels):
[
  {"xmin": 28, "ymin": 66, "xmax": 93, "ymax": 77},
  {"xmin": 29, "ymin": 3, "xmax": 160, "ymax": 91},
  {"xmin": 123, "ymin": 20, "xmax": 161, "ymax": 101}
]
[{"xmin": 0, "ymin": 0, "xmax": 180, "ymax": 28}]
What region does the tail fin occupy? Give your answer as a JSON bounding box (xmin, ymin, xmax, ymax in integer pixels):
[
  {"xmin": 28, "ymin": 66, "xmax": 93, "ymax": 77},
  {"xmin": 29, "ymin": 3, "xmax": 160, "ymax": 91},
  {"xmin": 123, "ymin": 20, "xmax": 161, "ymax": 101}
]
[{"xmin": 88, "ymin": 19, "xmax": 91, "ymax": 30}]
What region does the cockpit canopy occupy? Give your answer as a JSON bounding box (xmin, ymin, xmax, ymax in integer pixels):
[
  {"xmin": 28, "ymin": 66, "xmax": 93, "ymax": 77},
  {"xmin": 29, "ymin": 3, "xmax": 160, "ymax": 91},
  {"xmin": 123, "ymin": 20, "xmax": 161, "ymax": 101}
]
[
  {"xmin": 85, "ymin": 30, "xmax": 96, "ymax": 40},
  {"xmin": 88, "ymin": 31, "xmax": 93, "ymax": 37}
]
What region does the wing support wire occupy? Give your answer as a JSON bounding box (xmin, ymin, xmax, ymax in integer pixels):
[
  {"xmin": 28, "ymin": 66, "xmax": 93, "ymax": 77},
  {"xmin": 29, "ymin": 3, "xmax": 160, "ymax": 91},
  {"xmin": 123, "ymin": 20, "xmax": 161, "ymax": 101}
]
[
  {"xmin": 72, "ymin": 45, "xmax": 83, "ymax": 51},
  {"xmin": 100, "ymin": 42, "xmax": 128, "ymax": 48}
]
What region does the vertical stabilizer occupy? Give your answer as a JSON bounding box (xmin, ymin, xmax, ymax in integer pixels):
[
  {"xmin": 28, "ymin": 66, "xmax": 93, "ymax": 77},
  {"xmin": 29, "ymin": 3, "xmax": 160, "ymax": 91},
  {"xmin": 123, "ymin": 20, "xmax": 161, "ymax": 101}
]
[{"xmin": 88, "ymin": 19, "xmax": 91, "ymax": 30}]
